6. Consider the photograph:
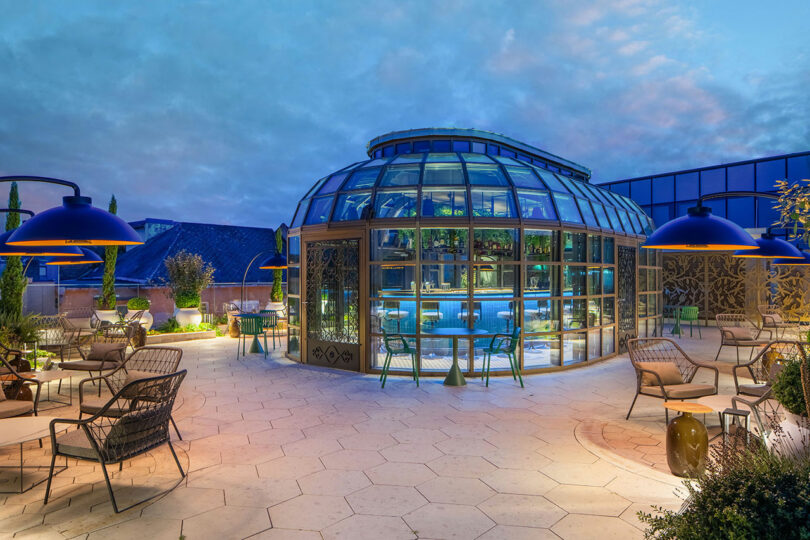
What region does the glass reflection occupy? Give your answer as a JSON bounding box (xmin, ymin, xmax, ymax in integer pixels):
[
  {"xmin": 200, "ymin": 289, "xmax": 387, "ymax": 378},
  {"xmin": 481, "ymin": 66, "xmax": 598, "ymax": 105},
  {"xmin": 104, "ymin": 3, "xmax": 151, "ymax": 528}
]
[
  {"xmin": 524, "ymin": 230, "xmax": 559, "ymax": 262},
  {"xmin": 288, "ymin": 236, "xmax": 300, "ymax": 265},
  {"xmin": 370, "ymin": 265, "xmax": 417, "ymax": 298},
  {"xmin": 603, "ymin": 298, "xmax": 615, "ymax": 324},
  {"xmin": 473, "ymin": 264, "xmax": 517, "ymax": 297},
  {"xmin": 588, "ymin": 298, "xmax": 601, "ymax": 326},
  {"xmin": 422, "ymin": 189, "xmax": 467, "ymax": 217},
  {"xmin": 524, "ymin": 300, "xmax": 560, "ymax": 332},
  {"xmin": 603, "ymin": 268, "xmax": 615, "ymax": 294},
  {"xmin": 420, "ymin": 264, "xmax": 468, "ymax": 293},
  {"xmin": 602, "ymin": 327, "xmax": 615, "ymax": 355},
  {"xmin": 370, "ymin": 299, "xmax": 417, "ymax": 334},
  {"xmin": 563, "ymin": 266, "xmax": 586, "ymax": 296},
  {"xmin": 470, "ymin": 189, "xmax": 517, "ymax": 218},
  {"xmin": 333, "ymin": 192, "xmax": 371, "ymax": 221},
  {"xmin": 525, "ymin": 265, "xmax": 559, "ymax": 297},
  {"xmin": 374, "ymin": 190, "xmax": 417, "ymax": 218},
  {"xmin": 421, "ymin": 229, "xmax": 468, "ymax": 261},
  {"xmin": 474, "ymin": 229, "xmax": 517, "ymax": 261},
  {"xmin": 466, "ymin": 164, "xmax": 510, "ymax": 186},
  {"xmin": 524, "ymin": 334, "xmax": 561, "ymax": 367},
  {"xmin": 379, "ymin": 165, "xmax": 421, "ymax": 187},
  {"xmin": 564, "ymin": 333, "xmax": 587, "ymax": 364},
  {"xmin": 588, "ymin": 329, "xmax": 601, "ymax": 360},
  {"xmin": 423, "ymin": 163, "xmax": 464, "ymax": 185},
  {"xmin": 563, "ymin": 299, "xmax": 587, "ymax": 330},
  {"xmin": 563, "ymin": 232, "xmax": 587, "ymax": 262},
  {"xmin": 517, "ymin": 190, "xmax": 557, "ymax": 220},
  {"xmin": 371, "ymin": 229, "xmax": 416, "ymax": 261}
]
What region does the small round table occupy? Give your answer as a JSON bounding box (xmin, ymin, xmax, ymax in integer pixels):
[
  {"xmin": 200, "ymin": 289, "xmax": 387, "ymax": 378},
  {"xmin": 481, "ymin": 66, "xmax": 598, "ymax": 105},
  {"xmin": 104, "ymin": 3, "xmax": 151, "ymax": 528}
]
[
  {"xmin": 423, "ymin": 327, "xmax": 489, "ymax": 386},
  {"xmin": 663, "ymin": 401, "xmax": 712, "ymax": 477}
]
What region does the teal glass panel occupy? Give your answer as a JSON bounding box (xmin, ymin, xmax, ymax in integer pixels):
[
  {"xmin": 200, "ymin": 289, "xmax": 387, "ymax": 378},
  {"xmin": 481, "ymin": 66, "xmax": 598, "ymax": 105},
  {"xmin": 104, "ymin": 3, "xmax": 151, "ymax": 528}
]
[
  {"xmin": 517, "ymin": 190, "xmax": 557, "ymax": 220},
  {"xmin": 552, "ymin": 193, "xmax": 583, "ymax": 223},
  {"xmin": 332, "ymin": 192, "xmax": 371, "ymax": 221}
]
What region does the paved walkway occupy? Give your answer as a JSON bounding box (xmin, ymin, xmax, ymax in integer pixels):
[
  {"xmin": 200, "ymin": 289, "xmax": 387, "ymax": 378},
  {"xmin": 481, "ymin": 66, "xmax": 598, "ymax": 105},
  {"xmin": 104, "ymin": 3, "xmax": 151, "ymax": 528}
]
[{"xmin": 0, "ymin": 329, "xmax": 742, "ymax": 540}]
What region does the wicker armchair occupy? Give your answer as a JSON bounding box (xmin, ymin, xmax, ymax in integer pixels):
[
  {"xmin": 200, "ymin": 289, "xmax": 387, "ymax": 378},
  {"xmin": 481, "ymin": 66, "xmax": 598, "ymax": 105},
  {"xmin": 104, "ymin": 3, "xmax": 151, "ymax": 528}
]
[
  {"xmin": 627, "ymin": 337, "xmax": 719, "ymax": 422},
  {"xmin": 34, "ymin": 315, "xmax": 87, "ymax": 363},
  {"xmin": 78, "ymin": 346, "xmax": 184, "ymax": 439},
  {"xmin": 0, "ymin": 343, "xmax": 39, "ymax": 417},
  {"xmin": 757, "ymin": 305, "xmax": 793, "ymax": 340},
  {"xmin": 714, "ymin": 313, "xmax": 768, "ymax": 364},
  {"xmin": 44, "ymin": 370, "xmax": 187, "ymax": 513}
]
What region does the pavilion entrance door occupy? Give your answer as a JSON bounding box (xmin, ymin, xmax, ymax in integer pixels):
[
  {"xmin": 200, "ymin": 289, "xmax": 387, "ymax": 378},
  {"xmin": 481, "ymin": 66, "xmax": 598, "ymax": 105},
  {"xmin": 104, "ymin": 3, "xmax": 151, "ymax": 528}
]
[
  {"xmin": 304, "ymin": 238, "xmax": 361, "ymax": 371},
  {"xmin": 617, "ymin": 245, "xmax": 637, "ymax": 353}
]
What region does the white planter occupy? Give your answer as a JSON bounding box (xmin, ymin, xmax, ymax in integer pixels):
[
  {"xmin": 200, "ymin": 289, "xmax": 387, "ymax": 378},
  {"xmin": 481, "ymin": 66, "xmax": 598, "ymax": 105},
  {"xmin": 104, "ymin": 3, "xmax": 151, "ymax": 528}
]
[
  {"xmin": 127, "ymin": 309, "xmax": 153, "ymax": 331},
  {"xmin": 174, "ymin": 306, "xmax": 202, "ymax": 327},
  {"xmin": 94, "ymin": 309, "xmax": 119, "ymax": 325},
  {"xmin": 766, "ymin": 412, "xmax": 810, "ymax": 458},
  {"xmin": 265, "ymin": 301, "xmax": 285, "ymax": 312}
]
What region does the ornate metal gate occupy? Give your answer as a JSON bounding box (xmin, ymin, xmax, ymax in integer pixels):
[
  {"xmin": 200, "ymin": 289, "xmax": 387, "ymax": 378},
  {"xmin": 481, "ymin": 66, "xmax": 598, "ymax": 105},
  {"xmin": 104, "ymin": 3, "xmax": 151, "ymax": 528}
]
[
  {"xmin": 617, "ymin": 245, "xmax": 637, "ymax": 352},
  {"xmin": 305, "ymin": 239, "xmax": 361, "ymax": 370}
]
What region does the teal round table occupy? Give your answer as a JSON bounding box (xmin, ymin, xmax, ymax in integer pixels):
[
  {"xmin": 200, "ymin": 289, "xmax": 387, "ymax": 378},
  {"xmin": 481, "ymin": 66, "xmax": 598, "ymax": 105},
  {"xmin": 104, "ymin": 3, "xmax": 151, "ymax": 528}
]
[{"xmin": 423, "ymin": 327, "xmax": 489, "ymax": 386}]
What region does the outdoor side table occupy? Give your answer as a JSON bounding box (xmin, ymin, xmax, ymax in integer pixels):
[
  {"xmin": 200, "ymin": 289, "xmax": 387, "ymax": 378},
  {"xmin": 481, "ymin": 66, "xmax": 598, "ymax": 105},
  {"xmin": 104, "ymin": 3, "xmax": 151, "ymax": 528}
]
[
  {"xmin": 31, "ymin": 370, "xmax": 74, "ymax": 408},
  {"xmin": 663, "ymin": 401, "xmax": 711, "ymax": 477},
  {"xmin": 0, "ymin": 417, "xmax": 67, "ymax": 494},
  {"xmin": 423, "ymin": 327, "xmax": 489, "ymax": 386}
]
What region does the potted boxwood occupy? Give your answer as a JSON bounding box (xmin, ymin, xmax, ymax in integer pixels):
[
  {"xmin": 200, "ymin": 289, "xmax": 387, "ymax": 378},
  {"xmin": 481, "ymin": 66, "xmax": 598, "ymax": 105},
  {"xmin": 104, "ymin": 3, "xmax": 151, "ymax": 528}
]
[
  {"xmin": 769, "ymin": 357, "xmax": 810, "ymax": 456},
  {"xmin": 173, "ymin": 291, "xmax": 203, "ymax": 326},
  {"xmin": 164, "ymin": 250, "xmax": 214, "ymax": 328},
  {"xmin": 126, "ymin": 296, "xmax": 153, "ymax": 331}
]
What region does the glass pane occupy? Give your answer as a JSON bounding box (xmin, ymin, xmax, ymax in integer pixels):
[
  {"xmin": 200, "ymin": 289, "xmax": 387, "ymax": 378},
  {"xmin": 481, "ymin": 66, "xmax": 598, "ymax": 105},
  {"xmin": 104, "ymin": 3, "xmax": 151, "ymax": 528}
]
[
  {"xmin": 525, "ymin": 264, "xmax": 560, "ymax": 297},
  {"xmin": 422, "ymin": 189, "xmax": 468, "ymax": 217},
  {"xmin": 288, "ymin": 267, "xmax": 300, "ymax": 295},
  {"xmin": 474, "ymin": 229, "xmax": 518, "ymax": 261},
  {"xmin": 343, "ymin": 168, "xmax": 381, "ymax": 190},
  {"xmin": 576, "ymin": 198, "xmax": 599, "ymax": 227},
  {"xmin": 603, "ymin": 268, "xmax": 615, "ymax": 294},
  {"xmin": 304, "ymin": 196, "xmax": 333, "ymax": 225},
  {"xmin": 638, "ymin": 294, "xmax": 648, "ymax": 317},
  {"xmin": 288, "ymin": 236, "xmax": 301, "ymax": 265},
  {"xmin": 379, "ymin": 165, "xmax": 421, "ymax": 187},
  {"xmin": 370, "ymin": 335, "xmax": 417, "ymax": 370},
  {"xmin": 524, "ymin": 300, "xmax": 560, "ymax": 332},
  {"xmin": 373, "ymin": 190, "xmax": 417, "ymax": 219},
  {"xmin": 461, "ymin": 153, "xmax": 494, "ymax": 163},
  {"xmin": 525, "ymin": 229, "xmax": 559, "ymax": 262},
  {"xmin": 474, "ymin": 300, "xmax": 519, "ymax": 334},
  {"xmin": 604, "ymin": 237, "xmax": 615, "ymax": 263},
  {"xmin": 617, "ymin": 209, "xmax": 634, "ymax": 232},
  {"xmin": 517, "ymin": 190, "xmax": 557, "ymax": 220},
  {"xmin": 420, "ymin": 300, "xmax": 464, "ymax": 331},
  {"xmin": 534, "ymin": 168, "xmax": 568, "ymax": 192},
  {"xmin": 371, "ymin": 229, "xmax": 416, "ymax": 261},
  {"xmin": 370, "ymin": 299, "xmax": 417, "ymax": 335},
  {"xmin": 292, "ymin": 200, "xmax": 309, "ymax": 228},
  {"xmin": 588, "ymin": 329, "xmax": 601, "ymax": 360},
  {"xmin": 563, "ymin": 332, "xmax": 586, "ymax": 364},
  {"xmin": 466, "ymin": 164, "xmax": 510, "ymax": 186},
  {"xmin": 317, "ymin": 173, "xmax": 348, "ymax": 195},
  {"xmin": 391, "ymin": 153, "xmax": 425, "ymax": 164},
  {"xmin": 370, "ymin": 265, "xmax": 417, "ymax": 298},
  {"xmin": 420, "ymin": 337, "xmax": 469, "ymax": 372},
  {"xmin": 605, "ymin": 206, "xmax": 624, "ymax": 231},
  {"xmin": 288, "ymin": 297, "xmax": 300, "ymax": 326},
  {"xmin": 421, "ymin": 229, "xmax": 469, "ymax": 261},
  {"xmin": 602, "ymin": 326, "xmax": 615, "ymax": 355},
  {"xmin": 493, "ymin": 155, "xmax": 522, "ymax": 166},
  {"xmin": 563, "ymin": 266, "xmax": 586, "ymax": 296},
  {"xmin": 649, "ymin": 294, "xmax": 658, "ymax": 317},
  {"xmin": 563, "ymin": 232, "xmax": 587, "ymax": 262},
  {"xmin": 524, "ymin": 334, "xmax": 560, "ymax": 368},
  {"xmin": 506, "ymin": 167, "xmax": 543, "ymax": 188},
  {"xmin": 552, "ymin": 193, "xmax": 583, "ymax": 223},
  {"xmin": 422, "ymin": 163, "xmax": 464, "ymax": 185},
  {"xmin": 333, "ymin": 192, "xmax": 371, "ymax": 221},
  {"xmin": 288, "ymin": 327, "xmax": 300, "ymax": 356},
  {"xmin": 421, "ymin": 265, "xmax": 468, "ymax": 293},
  {"xmin": 473, "ymin": 264, "xmax": 518, "ymax": 297},
  {"xmin": 588, "ymin": 298, "xmax": 601, "ymax": 326},
  {"xmin": 424, "ymin": 153, "xmax": 460, "ymax": 163},
  {"xmin": 588, "ymin": 267, "xmax": 601, "ymax": 295},
  {"xmin": 603, "ymin": 298, "xmax": 615, "ymax": 325},
  {"xmin": 470, "ymin": 189, "xmax": 518, "ymax": 218},
  {"xmin": 362, "ymin": 158, "xmax": 390, "ymax": 168},
  {"xmin": 588, "ymin": 235, "xmax": 601, "ymax": 263}
]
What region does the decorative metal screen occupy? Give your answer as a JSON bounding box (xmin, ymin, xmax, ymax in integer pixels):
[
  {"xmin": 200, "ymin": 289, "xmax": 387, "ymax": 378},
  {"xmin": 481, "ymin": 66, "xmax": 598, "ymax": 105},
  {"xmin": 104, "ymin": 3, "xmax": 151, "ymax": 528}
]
[
  {"xmin": 617, "ymin": 245, "xmax": 637, "ymax": 352},
  {"xmin": 305, "ymin": 239, "xmax": 361, "ymax": 370}
]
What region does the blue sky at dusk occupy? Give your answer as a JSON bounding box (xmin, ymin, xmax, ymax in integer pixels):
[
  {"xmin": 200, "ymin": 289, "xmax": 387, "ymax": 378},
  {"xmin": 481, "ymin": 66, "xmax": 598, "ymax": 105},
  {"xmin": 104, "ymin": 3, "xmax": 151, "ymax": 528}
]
[{"xmin": 0, "ymin": 1, "xmax": 808, "ymax": 227}]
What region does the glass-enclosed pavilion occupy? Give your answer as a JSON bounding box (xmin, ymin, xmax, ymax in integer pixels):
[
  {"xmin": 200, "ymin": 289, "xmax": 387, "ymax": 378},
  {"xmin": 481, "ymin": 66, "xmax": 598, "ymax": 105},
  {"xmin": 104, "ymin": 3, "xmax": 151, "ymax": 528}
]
[{"xmin": 287, "ymin": 128, "xmax": 662, "ymax": 377}]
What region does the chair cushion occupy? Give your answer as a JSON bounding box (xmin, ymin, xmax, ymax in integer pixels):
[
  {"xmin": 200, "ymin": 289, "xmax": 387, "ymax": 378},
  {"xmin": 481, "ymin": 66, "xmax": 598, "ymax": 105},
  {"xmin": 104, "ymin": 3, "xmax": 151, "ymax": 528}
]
[
  {"xmin": 738, "ymin": 383, "xmax": 770, "ymax": 397},
  {"xmin": 726, "ymin": 327, "xmax": 753, "ymax": 341},
  {"xmin": 0, "ymin": 399, "xmax": 33, "ymax": 418},
  {"xmin": 55, "ymin": 429, "xmax": 97, "ymax": 459},
  {"xmin": 767, "ymin": 313, "xmax": 784, "ymax": 324},
  {"xmin": 641, "ymin": 383, "xmax": 716, "ymax": 399},
  {"xmin": 80, "ymin": 396, "xmax": 131, "ymax": 417},
  {"xmin": 639, "ymin": 362, "xmax": 684, "ymax": 386},
  {"xmin": 87, "ymin": 343, "xmax": 126, "ymax": 361},
  {"xmin": 59, "ymin": 360, "xmax": 120, "ymax": 372},
  {"xmin": 121, "ymin": 370, "xmax": 157, "ymax": 398}
]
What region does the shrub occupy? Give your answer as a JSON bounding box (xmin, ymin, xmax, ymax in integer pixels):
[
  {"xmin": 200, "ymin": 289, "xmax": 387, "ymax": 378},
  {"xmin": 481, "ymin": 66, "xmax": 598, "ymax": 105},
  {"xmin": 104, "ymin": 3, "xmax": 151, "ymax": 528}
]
[
  {"xmin": 772, "ymin": 359, "xmax": 807, "ymax": 416},
  {"xmin": 639, "ymin": 435, "xmax": 810, "ymax": 539},
  {"xmin": 126, "ymin": 297, "xmax": 150, "ymax": 310},
  {"xmin": 0, "ymin": 312, "xmax": 42, "ymax": 347},
  {"xmin": 174, "ymin": 292, "xmax": 201, "ymax": 309},
  {"xmin": 100, "ymin": 195, "xmax": 118, "ymax": 309},
  {"xmin": 0, "ymin": 182, "xmax": 25, "ymax": 318},
  {"xmin": 164, "ymin": 250, "xmax": 214, "ymax": 301}
]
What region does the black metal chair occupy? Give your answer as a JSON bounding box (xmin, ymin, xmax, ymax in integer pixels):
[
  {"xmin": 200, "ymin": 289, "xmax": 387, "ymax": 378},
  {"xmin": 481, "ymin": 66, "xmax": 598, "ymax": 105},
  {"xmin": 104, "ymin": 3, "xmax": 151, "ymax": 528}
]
[
  {"xmin": 58, "ymin": 324, "xmax": 135, "ymax": 395},
  {"xmin": 44, "ymin": 370, "xmax": 187, "ymax": 513},
  {"xmin": 0, "ymin": 343, "xmax": 39, "ymax": 417}
]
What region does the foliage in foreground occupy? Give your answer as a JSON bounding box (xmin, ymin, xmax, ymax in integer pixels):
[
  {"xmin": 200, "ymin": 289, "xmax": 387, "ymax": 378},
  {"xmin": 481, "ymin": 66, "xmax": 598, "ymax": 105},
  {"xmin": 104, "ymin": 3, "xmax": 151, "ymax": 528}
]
[
  {"xmin": 0, "ymin": 312, "xmax": 42, "ymax": 346},
  {"xmin": 126, "ymin": 296, "xmax": 150, "ymax": 310},
  {"xmin": 639, "ymin": 432, "xmax": 810, "ymax": 540},
  {"xmin": 772, "ymin": 358, "xmax": 808, "ymax": 416}
]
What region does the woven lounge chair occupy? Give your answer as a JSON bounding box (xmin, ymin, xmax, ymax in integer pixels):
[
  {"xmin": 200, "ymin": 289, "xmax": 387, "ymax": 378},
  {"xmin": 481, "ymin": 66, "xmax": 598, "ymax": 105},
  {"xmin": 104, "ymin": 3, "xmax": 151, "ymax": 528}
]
[
  {"xmin": 44, "ymin": 370, "xmax": 187, "ymax": 513},
  {"xmin": 757, "ymin": 305, "xmax": 794, "ymax": 340},
  {"xmin": 0, "ymin": 344, "xmax": 39, "ymax": 418},
  {"xmin": 715, "ymin": 313, "xmax": 768, "ymax": 364},
  {"xmin": 627, "ymin": 337, "xmax": 719, "ymax": 422}
]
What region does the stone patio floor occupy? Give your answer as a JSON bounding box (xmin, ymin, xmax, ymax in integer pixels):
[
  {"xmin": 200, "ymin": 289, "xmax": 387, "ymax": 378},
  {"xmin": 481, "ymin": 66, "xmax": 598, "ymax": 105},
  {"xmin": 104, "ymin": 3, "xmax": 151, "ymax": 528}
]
[{"xmin": 0, "ymin": 326, "xmax": 744, "ymax": 539}]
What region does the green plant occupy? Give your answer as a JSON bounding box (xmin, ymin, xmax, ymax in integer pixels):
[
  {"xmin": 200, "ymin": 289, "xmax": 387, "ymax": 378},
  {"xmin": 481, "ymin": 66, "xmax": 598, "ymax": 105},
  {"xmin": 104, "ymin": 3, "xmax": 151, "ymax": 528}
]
[
  {"xmin": 153, "ymin": 318, "xmax": 217, "ymax": 334},
  {"xmin": 640, "ymin": 435, "xmax": 810, "ymax": 539},
  {"xmin": 127, "ymin": 297, "xmax": 150, "ymax": 310},
  {"xmin": 0, "ymin": 312, "xmax": 42, "ymax": 347},
  {"xmin": 776, "ymin": 179, "xmax": 810, "ymax": 245},
  {"xmin": 174, "ymin": 291, "xmax": 201, "ymax": 309},
  {"xmin": 271, "ymin": 228, "xmax": 285, "ymax": 303},
  {"xmin": 164, "ymin": 250, "xmax": 214, "ymax": 304},
  {"xmin": 0, "ymin": 182, "xmax": 25, "ymax": 318},
  {"xmin": 100, "ymin": 195, "xmax": 119, "ymax": 309},
  {"xmin": 773, "ymin": 358, "xmax": 808, "ymax": 416}
]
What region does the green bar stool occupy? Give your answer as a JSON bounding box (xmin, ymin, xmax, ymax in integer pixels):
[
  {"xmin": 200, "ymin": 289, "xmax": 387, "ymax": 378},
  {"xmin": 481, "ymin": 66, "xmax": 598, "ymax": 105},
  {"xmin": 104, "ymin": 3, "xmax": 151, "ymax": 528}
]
[
  {"xmin": 237, "ymin": 315, "xmax": 264, "ymax": 358},
  {"xmin": 679, "ymin": 306, "xmax": 701, "ymax": 338},
  {"xmin": 482, "ymin": 326, "xmax": 523, "ymax": 388},
  {"xmin": 380, "ymin": 329, "xmax": 418, "ymax": 388},
  {"xmin": 259, "ymin": 310, "xmax": 279, "ymax": 351}
]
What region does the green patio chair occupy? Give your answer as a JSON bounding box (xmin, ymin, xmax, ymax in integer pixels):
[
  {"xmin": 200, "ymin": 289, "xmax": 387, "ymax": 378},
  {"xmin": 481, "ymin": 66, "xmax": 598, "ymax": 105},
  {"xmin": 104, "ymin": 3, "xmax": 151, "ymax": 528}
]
[
  {"xmin": 679, "ymin": 306, "xmax": 701, "ymax": 338},
  {"xmin": 237, "ymin": 315, "xmax": 264, "ymax": 358},
  {"xmin": 259, "ymin": 310, "xmax": 279, "ymax": 352},
  {"xmin": 482, "ymin": 326, "xmax": 523, "ymax": 388},
  {"xmin": 380, "ymin": 329, "xmax": 418, "ymax": 388}
]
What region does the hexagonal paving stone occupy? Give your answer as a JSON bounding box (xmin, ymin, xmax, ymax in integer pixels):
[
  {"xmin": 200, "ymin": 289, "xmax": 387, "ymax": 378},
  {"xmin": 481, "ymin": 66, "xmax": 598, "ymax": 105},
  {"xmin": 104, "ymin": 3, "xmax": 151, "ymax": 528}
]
[
  {"xmin": 346, "ymin": 485, "xmax": 428, "ymax": 517},
  {"xmin": 483, "ymin": 448, "xmax": 552, "ymax": 470},
  {"xmin": 224, "ymin": 479, "xmax": 301, "ymax": 507},
  {"xmin": 435, "ymin": 437, "xmax": 498, "ymax": 456},
  {"xmin": 478, "ymin": 494, "xmax": 566, "ymax": 528},
  {"xmin": 380, "ymin": 443, "xmax": 444, "ymax": 463},
  {"xmin": 86, "ymin": 517, "xmax": 181, "ymax": 540},
  {"xmin": 187, "ymin": 463, "xmax": 259, "ymax": 489},
  {"xmin": 404, "ymin": 503, "xmax": 495, "ymax": 540},
  {"xmin": 299, "ymin": 469, "xmax": 371, "ymax": 496},
  {"xmin": 477, "ymin": 525, "xmax": 560, "ymax": 539},
  {"xmin": 257, "ymin": 456, "xmax": 324, "ymax": 480},
  {"xmin": 320, "ymin": 449, "xmax": 387, "ymax": 471},
  {"xmin": 417, "ymin": 476, "xmax": 495, "ymax": 505},
  {"xmin": 541, "ymin": 460, "xmax": 619, "ymax": 487},
  {"xmin": 391, "ymin": 428, "xmax": 448, "ymax": 445},
  {"xmin": 481, "ymin": 469, "xmax": 558, "ymax": 496},
  {"xmin": 552, "ymin": 514, "xmax": 644, "ymax": 540},
  {"xmin": 322, "ymin": 514, "xmax": 416, "ymax": 540},
  {"xmin": 141, "ymin": 486, "xmax": 224, "ymax": 519},
  {"xmin": 338, "ymin": 432, "xmax": 397, "ymax": 451},
  {"xmin": 546, "ymin": 485, "xmax": 631, "ymax": 516},
  {"xmin": 365, "ymin": 462, "xmax": 437, "ymax": 486},
  {"xmin": 249, "ymin": 529, "xmax": 323, "ymax": 540},
  {"xmin": 268, "ymin": 495, "xmax": 354, "ymax": 530},
  {"xmin": 427, "ymin": 455, "xmax": 496, "ymax": 478},
  {"xmin": 182, "ymin": 505, "xmax": 271, "ymax": 539},
  {"xmin": 282, "ymin": 437, "xmax": 343, "ymax": 457}
]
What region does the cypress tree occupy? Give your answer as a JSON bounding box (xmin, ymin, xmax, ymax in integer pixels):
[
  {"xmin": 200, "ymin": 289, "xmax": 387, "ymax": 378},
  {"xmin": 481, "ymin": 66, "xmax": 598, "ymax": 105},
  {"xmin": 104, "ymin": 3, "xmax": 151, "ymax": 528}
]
[
  {"xmin": 101, "ymin": 195, "xmax": 118, "ymax": 309},
  {"xmin": 0, "ymin": 183, "xmax": 24, "ymax": 317},
  {"xmin": 271, "ymin": 228, "xmax": 284, "ymax": 302}
]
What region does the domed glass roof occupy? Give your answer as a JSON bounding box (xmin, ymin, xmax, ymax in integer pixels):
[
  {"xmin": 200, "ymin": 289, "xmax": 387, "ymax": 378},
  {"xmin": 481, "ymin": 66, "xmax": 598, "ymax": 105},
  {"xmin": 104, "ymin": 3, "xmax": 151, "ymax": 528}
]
[{"xmin": 291, "ymin": 129, "xmax": 652, "ymax": 237}]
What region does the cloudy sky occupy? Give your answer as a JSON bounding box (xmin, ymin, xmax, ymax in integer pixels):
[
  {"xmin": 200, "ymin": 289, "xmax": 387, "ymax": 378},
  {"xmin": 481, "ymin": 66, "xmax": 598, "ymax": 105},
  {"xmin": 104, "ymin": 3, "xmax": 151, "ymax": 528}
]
[{"xmin": 0, "ymin": 1, "xmax": 808, "ymax": 227}]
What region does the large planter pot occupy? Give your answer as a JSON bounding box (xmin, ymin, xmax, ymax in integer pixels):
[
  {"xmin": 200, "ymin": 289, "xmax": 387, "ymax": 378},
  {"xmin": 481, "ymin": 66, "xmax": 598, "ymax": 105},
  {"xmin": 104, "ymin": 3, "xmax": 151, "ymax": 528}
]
[
  {"xmin": 174, "ymin": 306, "xmax": 202, "ymax": 327},
  {"xmin": 127, "ymin": 309, "xmax": 153, "ymax": 331},
  {"xmin": 94, "ymin": 309, "xmax": 119, "ymax": 326},
  {"xmin": 766, "ymin": 412, "xmax": 810, "ymax": 457},
  {"xmin": 666, "ymin": 412, "xmax": 708, "ymax": 477},
  {"xmin": 266, "ymin": 301, "xmax": 285, "ymax": 313}
]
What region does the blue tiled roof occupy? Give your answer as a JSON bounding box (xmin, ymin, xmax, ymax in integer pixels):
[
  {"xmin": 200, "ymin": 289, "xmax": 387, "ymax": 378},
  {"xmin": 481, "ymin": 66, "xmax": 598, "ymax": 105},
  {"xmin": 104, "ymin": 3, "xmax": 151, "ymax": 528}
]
[{"xmin": 65, "ymin": 221, "xmax": 286, "ymax": 285}]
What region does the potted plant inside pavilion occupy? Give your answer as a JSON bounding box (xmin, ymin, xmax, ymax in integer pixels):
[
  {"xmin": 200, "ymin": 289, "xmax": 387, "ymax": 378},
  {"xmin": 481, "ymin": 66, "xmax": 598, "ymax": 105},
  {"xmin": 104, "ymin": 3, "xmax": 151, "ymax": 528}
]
[
  {"xmin": 164, "ymin": 250, "xmax": 215, "ymax": 327},
  {"xmin": 95, "ymin": 195, "xmax": 121, "ymax": 325}
]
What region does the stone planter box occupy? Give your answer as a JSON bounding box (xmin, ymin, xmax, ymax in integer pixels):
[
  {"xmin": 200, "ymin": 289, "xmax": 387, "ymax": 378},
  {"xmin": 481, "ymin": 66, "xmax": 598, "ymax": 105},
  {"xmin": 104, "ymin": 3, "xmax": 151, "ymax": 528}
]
[{"xmin": 146, "ymin": 330, "xmax": 217, "ymax": 345}]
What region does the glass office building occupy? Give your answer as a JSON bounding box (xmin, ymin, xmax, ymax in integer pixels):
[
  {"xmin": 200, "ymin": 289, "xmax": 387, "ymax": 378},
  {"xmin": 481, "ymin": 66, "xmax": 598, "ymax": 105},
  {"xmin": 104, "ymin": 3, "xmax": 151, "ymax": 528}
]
[
  {"xmin": 286, "ymin": 128, "xmax": 662, "ymax": 377},
  {"xmin": 599, "ymin": 151, "xmax": 810, "ymax": 230}
]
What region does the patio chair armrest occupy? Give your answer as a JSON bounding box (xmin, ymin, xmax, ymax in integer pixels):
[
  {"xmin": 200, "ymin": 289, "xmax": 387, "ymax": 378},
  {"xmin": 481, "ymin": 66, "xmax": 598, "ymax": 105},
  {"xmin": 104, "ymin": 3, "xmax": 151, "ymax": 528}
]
[{"xmin": 691, "ymin": 362, "xmax": 719, "ymax": 388}]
